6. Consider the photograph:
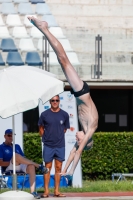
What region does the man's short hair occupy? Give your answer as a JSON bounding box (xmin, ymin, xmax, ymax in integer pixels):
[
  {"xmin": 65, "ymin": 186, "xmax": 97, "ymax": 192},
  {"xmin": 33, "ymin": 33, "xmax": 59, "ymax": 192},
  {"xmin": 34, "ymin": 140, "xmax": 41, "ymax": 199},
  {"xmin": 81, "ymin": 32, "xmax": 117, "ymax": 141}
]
[{"xmin": 50, "ymin": 95, "xmax": 59, "ymax": 100}]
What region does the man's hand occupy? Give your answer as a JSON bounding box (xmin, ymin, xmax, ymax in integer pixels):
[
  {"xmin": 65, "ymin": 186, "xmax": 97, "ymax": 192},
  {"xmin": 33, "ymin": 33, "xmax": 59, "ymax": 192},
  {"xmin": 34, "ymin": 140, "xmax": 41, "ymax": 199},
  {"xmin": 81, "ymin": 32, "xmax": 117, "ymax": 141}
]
[{"xmin": 39, "ymin": 126, "xmax": 44, "ymax": 137}]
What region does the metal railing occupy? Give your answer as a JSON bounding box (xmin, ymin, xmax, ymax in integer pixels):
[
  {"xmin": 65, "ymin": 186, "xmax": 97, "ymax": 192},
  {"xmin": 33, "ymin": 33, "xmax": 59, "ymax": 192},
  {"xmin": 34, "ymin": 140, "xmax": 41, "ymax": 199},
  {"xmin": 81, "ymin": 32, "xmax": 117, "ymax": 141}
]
[
  {"xmin": 42, "ymin": 36, "xmax": 50, "ymax": 71},
  {"xmin": 91, "ymin": 34, "xmax": 102, "ymax": 79}
]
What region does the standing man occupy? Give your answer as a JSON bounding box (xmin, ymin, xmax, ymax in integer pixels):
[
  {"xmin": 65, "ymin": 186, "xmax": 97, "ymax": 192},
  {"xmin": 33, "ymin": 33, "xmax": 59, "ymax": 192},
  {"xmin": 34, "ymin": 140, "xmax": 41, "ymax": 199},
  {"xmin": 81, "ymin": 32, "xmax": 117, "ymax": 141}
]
[{"xmin": 38, "ymin": 95, "xmax": 70, "ymax": 197}]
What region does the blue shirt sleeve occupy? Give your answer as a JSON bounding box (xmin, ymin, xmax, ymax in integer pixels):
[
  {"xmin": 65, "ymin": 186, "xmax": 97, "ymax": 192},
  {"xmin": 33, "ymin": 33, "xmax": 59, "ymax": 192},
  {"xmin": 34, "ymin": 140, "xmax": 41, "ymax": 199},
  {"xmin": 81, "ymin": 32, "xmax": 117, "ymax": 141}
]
[
  {"xmin": 0, "ymin": 145, "xmax": 3, "ymax": 160},
  {"xmin": 64, "ymin": 113, "xmax": 70, "ymax": 129},
  {"xmin": 16, "ymin": 145, "xmax": 25, "ymax": 157},
  {"xmin": 38, "ymin": 113, "xmax": 44, "ymax": 126}
]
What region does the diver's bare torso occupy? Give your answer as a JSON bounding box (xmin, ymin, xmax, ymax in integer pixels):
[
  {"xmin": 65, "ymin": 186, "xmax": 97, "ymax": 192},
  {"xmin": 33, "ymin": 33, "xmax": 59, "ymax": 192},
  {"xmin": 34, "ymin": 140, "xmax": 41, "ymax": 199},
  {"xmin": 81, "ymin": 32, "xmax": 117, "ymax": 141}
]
[{"xmin": 76, "ymin": 92, "xmax": 98, "ymax": 136}]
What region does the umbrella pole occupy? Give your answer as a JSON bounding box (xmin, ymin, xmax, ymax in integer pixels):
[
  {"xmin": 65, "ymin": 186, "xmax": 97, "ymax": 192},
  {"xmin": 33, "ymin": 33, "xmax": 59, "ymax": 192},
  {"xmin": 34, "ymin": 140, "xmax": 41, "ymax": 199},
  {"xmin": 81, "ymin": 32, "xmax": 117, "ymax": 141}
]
[{"xmin": 12, "ymin": 116, "xmax": 17, "ymax": 190}]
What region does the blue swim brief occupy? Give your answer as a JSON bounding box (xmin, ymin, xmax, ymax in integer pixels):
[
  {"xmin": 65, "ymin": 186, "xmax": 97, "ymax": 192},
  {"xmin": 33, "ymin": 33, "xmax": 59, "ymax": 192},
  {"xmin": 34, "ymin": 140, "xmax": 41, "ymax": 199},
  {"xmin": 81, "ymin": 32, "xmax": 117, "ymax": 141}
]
[{"xmin": 43, "ymin": 145, "xmax": 65, "ymax": 163}]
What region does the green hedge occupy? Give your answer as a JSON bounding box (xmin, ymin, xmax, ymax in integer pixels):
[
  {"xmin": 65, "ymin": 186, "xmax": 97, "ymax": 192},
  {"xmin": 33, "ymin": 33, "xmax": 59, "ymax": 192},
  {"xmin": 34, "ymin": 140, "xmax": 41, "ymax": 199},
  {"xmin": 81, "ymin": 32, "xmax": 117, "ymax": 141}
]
[
  {"xmin": 23, "ymin": 133, "xmax": 42, "ymax": 165},
  {"xmin": 82, "ymin": 132, "xmax": 133, "ymax": 180},
  {"xmin": 23, "ymin": 132, "xmax": 133, "ymax": 180}
]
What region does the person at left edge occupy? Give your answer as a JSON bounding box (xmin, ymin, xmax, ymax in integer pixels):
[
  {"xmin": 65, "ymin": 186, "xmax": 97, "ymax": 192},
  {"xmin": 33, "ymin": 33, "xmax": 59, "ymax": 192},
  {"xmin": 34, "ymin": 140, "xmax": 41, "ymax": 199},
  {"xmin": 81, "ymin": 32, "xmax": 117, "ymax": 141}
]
[{"xmin": 0, "ymin": 129, "xmax": 49, "ymax": 199}]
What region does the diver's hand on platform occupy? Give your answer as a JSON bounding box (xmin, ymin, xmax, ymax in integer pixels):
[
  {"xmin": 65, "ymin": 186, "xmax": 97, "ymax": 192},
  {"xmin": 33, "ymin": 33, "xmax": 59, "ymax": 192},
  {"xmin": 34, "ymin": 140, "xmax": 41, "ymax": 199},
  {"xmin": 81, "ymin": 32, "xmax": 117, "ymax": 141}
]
[
  {"xmin": 60, "ymin": 171, "xmax": 67, "ymax": 176},
  {"xmin": 59, "ymin": 172, "xmax": 73, "ymax": 186},
  {"xmin": 64, "ymin": 174, "xmax": 73, "ymax": 186}
]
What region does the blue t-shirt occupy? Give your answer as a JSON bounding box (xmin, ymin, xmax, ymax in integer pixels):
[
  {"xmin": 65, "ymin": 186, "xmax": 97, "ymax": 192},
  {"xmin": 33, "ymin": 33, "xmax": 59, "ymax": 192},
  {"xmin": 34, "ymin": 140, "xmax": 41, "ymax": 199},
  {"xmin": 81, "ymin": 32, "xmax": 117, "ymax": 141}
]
[
  {"xmin": 0, "ymin": 143, "xmax": 24, "ymax": 172},
  {"xmin": 38, "ymin": 109, "xmax": 70, "ymax": 148}
]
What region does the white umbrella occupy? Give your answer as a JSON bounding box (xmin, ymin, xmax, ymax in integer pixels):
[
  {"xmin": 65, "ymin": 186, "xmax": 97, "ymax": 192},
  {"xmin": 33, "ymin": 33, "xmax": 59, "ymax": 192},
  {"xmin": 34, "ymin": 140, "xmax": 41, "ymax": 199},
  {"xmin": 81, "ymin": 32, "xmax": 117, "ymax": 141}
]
[
  {"xmin": 0, "ymin": 66, "xmax": 64, "ymax": 118},
  {"xmin": 0, "ymin": 65, "xmax": 64, "ymax": 191}
]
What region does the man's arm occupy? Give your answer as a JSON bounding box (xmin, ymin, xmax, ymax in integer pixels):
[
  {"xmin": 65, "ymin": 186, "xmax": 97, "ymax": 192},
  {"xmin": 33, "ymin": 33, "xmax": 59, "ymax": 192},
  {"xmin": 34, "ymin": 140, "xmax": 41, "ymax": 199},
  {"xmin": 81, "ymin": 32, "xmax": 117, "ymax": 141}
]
[
  {"xmin": 17, "ymin": 144, "xmax": 25, "ymax": 157},
  {"xmin": 0, "ymin": 159, "xmax": 10, "ymax": 167},
  {"xmin": 39, "ymin": 125, "xmax": 44, "ymax": 137},
  {"xmin": 60, "ymin": 146, "xmax": 76, "ymax": 175},
  {"xmin": 0, "ymin": 146, "xmax": 10, "ymax": 167},
  {"xmin": 68, "ymin": 119, "xmax": 98, "ymax": 175}
]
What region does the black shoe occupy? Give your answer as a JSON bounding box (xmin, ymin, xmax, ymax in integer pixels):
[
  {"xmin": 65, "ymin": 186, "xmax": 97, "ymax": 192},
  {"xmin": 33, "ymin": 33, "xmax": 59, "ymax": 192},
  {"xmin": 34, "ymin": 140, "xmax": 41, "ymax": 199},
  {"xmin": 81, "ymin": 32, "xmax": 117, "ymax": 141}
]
[{"xmin": 39, "ymin": 164, "xmax": 49, "ymax": 174}]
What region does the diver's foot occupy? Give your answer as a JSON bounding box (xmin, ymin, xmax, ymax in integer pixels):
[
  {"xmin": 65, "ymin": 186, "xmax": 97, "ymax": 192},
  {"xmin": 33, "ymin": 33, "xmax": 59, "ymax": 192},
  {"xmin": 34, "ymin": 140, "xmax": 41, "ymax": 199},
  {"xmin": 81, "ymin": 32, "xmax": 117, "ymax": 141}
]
[{"xmin": 27, "ymin": 16, "xmax": 48, "ymax": 32}]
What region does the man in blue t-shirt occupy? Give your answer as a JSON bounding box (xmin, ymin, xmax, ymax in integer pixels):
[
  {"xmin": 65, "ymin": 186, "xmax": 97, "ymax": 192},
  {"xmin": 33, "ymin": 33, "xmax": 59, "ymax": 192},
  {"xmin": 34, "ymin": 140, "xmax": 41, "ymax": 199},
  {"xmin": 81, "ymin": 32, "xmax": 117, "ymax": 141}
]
[
  {"xmin": 38, "ymin": 95, "xmax": 70, "ymax": 198},
  {"xmin": 0, "ymin": 129, "xmax": 49, "ymax": 199}
]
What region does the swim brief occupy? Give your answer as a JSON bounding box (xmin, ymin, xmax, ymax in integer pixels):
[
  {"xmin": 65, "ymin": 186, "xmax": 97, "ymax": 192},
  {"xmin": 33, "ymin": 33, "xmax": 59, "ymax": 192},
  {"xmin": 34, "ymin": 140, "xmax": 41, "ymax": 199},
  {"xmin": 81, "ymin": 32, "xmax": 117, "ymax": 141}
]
[{"xmin": 71, "ymin": 81, "xmax": 90, "ymax": 97}]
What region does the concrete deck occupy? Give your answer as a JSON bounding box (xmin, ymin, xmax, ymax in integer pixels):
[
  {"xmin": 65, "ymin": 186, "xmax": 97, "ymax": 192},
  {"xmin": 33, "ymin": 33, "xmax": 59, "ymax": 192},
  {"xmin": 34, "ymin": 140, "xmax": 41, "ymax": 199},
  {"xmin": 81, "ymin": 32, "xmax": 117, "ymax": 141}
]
[{"xmin": 40, "ymin": 192, "xmax": 133, "ymax": 200}]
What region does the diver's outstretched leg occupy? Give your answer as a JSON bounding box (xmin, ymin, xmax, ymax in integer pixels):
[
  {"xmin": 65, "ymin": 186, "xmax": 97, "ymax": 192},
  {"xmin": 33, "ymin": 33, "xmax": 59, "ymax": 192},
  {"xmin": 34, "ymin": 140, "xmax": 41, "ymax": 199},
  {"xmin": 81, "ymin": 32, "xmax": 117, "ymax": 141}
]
[{"xmin": 28, "ymin": 16, "xmax": 83, "ymax": 92}]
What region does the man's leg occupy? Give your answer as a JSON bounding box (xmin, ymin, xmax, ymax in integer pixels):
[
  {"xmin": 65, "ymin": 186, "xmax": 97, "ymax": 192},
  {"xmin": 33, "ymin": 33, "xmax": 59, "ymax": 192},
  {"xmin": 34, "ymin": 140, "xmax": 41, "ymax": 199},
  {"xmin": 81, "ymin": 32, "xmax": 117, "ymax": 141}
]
[
  {"xmin": 54, "ymin": 160, "xmax": 65, "ymax": 197},
  {"xmin": 26, "ymin": 164, "xmax": 36, "ymax": 193},
  {"xmin": 42, "ymin": 162, "xmax": 52, "ymax": 197},
  {"xmin": 11, "ymin": 153, "xmax": 48, "ymax": 173},
  {"xmin": 12, "ymin": 153, "xmax": 39, "ymax": 167},
  {"xmin": 26, "ymin": 164, "xmax": 41, "ymax": 199}
]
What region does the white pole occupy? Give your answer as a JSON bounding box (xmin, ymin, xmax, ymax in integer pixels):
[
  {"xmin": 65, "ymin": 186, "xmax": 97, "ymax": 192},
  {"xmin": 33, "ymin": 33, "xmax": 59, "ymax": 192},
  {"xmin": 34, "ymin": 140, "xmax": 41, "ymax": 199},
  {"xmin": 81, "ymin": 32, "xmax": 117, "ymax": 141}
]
[{"xmin": 12, "ymin": 115, "xmax": 17, "ymax": 190}]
